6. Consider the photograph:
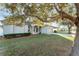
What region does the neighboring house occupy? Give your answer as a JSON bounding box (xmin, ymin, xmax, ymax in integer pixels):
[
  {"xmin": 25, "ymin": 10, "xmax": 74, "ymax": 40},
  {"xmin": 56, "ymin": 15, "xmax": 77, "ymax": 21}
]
[
  {"xmin": 59, "ymin": 25, "xmax": 68, "ymax": 31},
  {"xmin": 59, "ymin": 24, "xmax": 76, "ymax": 34}
]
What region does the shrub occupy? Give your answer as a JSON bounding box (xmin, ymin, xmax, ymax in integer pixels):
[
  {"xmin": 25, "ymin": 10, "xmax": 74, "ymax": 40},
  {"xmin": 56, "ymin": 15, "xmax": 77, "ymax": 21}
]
[
  {"xmin": 4, "ymin": 33, "xmax": 31, "ymax": 38},
  {"xmin": 54, "ymin": 30, "xmax": 57, "ymax": 33}
]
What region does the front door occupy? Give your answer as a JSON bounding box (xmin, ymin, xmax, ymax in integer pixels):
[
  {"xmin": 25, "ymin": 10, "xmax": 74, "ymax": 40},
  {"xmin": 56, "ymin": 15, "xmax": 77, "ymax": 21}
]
[
  {"xmin": 31, "ymin": 26, "xmax": 41, "ymax": 34},
  {"xmin": 34, "ymin": 26, "xmax": 39, "ymax": 34}
]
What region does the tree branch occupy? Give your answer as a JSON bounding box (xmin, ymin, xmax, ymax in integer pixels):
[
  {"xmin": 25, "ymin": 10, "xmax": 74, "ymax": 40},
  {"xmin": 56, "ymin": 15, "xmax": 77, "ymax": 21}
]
[
  {"xmin": 54, "ymin": 4, "xmax": 76, "ymax": 23},
  {"xmin": 29, "ymin": 14, "xmax": 44, "ymax": 22}
]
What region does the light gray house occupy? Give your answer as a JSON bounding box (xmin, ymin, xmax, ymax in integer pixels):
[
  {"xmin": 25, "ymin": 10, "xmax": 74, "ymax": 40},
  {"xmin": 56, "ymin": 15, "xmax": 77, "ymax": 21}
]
[
  {"xmin": 1, "ymin": 17, "xmax": 59, "ymax": 36},
  {"xmin": 2, "ymin": 23, "xmax": 43, "ymax": 35}
]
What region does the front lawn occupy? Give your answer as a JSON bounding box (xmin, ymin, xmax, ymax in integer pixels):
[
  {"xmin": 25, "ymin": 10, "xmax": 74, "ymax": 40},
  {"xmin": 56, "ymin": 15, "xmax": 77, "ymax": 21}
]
[{"xmin": 0, "ymin": 34, "xmax": 73, "ymax": 56}]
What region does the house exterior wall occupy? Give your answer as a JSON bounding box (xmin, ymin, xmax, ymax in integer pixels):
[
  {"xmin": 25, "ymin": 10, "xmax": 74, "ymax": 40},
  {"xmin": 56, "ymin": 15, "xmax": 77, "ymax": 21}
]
[
  {"xmin": 41, "ymin": 26, "xmax": 48, "ymax": 34},
  {"xmin": 24, "ymin": 25, "xmax": 29, "ymax": 33},
  {"xmin": 3, "ymin": 25, "xmax": 29, "ymax": 35},
  {"xmin": 3, "ymin": 25, "xmax": 14, "ymax": 34},
  {"xmin": 14, "ymin": 25, "xmax": 28, "ymax": 33},
  {"xmin": 41, "ymin": 26, "xmax": 53, "ymax": 34}
]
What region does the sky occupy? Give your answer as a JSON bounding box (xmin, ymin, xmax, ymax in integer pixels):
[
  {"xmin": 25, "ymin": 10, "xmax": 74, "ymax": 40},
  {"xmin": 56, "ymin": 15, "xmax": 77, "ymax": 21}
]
[
  {"xmin": 0, "ymin": 7, "xmax": 10, "ymax": 36},
  {"xmin": 0, "ymin": 9, "xmax": 10, "ymax": 20}
]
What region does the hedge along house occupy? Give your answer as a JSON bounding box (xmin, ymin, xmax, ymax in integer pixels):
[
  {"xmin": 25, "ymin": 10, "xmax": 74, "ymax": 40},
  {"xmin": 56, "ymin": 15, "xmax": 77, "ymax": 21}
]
[{"xmin": 1, "ymin": 15, "xmax": 44, "ymax": 37}]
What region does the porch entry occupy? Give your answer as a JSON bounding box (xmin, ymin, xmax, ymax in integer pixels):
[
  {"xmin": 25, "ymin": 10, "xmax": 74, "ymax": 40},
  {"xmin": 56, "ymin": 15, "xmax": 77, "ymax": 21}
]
[{"xmin": 30, "ymin": 26, "xmax": 41, "ymax": 34}]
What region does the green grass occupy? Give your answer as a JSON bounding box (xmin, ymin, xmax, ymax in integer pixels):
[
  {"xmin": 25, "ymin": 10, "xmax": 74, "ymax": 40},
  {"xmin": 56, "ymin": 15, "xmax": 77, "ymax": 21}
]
[{"xmin": 0, "ymin": 34, "xmax": 73, "ymax": 56}]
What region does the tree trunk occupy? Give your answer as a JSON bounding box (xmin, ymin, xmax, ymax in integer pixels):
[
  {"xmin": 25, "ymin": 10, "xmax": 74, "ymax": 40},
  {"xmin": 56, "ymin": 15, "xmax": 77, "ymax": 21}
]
[
  {"xmin": 68, "ymin": 26, "xmax": 71, "ymax": 34},
  {"xmin": 70, "ymin": 26, "xmax": 79, "ymax": 56},
  {"xmin": 39, "ymin": 26, "xmax": 41, "ymax": 34},
  {"xmin": 70, "ymin": 3, "xmax": 79, "ymax": 56}
]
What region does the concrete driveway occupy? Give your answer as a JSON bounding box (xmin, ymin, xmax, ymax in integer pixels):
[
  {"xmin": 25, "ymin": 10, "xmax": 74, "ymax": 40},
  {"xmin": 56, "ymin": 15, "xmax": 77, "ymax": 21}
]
[{"xmin": 51, "ymin": 33, "xmax": 75, "ymax": 41}]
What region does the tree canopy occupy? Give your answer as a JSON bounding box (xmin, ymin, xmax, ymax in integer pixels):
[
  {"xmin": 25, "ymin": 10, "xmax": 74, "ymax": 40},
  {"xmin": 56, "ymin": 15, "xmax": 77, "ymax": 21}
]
[
  {"xmin": 0, "ymin": 3, "xmax": 79, "ymax": 29},
  {"xmin": 2, "ymin": 3, "xmax": 76, "ymax": 24}
]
